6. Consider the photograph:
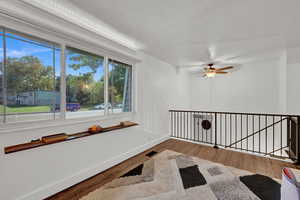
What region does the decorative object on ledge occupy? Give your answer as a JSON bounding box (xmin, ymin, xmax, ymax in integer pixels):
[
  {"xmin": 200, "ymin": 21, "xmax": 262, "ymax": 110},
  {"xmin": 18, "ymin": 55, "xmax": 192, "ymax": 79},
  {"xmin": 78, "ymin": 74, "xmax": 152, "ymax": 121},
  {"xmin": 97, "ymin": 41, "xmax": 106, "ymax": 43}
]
[{"xmin": 4, "ymin": 121, "xmax": 138, "ymax": 154}]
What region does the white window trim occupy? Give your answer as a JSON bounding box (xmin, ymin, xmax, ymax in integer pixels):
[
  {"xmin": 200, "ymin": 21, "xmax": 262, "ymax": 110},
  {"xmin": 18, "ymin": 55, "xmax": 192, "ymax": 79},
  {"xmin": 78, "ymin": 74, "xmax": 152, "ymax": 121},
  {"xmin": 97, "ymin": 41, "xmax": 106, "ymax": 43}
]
[
  {"xmin": 0, "ymin": 22, "xmax": 137, "ymax": 130},
  {"xmin": 60, "ymin": 44, "xmax": 66, "ymax": 120}
]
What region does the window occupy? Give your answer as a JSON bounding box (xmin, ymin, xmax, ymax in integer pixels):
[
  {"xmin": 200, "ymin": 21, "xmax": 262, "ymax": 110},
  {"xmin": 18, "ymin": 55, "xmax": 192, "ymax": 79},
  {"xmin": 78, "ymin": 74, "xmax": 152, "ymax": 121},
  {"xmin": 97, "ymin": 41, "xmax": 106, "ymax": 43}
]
[
  {"xmin": 108, "ymin": 59, "xmax": 132, "ymax": 113},
  {"xmin": 0, "ymin": 28, "xmax": 4, "ymax": 123},
  {"xmin": 0, "ymin": 27, "xmax": 134, "ymax": 124},
  {"xmin": 1, "ymin": 28, "xmax": 60, "ymax": 123},
  {"xmin": 66, "ymin": 47, "xmax": 105, "ymax": 119}
]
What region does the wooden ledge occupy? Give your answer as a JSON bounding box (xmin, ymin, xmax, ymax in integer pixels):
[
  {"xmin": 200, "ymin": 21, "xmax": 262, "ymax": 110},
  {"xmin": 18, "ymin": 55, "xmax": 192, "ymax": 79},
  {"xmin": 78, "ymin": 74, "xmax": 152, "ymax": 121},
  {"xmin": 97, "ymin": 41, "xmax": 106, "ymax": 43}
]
[{"xmin": 4, "ymin": 121, "xmax": 138, "ymax": 154}]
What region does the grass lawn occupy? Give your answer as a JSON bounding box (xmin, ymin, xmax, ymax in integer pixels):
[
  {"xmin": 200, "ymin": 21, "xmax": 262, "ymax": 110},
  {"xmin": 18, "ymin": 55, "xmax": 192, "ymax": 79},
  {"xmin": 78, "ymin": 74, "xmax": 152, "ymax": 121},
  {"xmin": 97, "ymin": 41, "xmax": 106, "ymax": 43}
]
[
  {"xmin": 79, "ymin": 105, "xmax": 96, "ymax": 111},
  {"xmin": 0, "ymin": 105, "xmax": 51, "ymax": 113}
]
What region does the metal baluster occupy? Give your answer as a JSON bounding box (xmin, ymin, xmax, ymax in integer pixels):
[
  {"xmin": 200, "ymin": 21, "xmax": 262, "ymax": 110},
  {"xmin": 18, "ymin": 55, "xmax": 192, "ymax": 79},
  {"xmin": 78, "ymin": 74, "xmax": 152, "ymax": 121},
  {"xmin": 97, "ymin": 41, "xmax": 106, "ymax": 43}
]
[
  {"xmin": 259, "ymin": 115, "xmax": 261, "ymax": 153},
  {"xmin": 265, "ymin": 115, "xmax": 267, "ymax": 154},
  {"xmin": 178, "ymin": 112, "xmax": 183, "ymax": 138},
  {"xmin": 205, "ymin": 113, "xmax": 208, "ymax": 143},
  {"xmin": 186, "ymin": 112, "xmax": 192, "ymax": 139},
  {"xmin": 225, "ymin": 114, "xmax": 227, "ymax": 147},
  {"xmin": 214, "ymin": 113, "xmax": 218, "ymax": 148},
  {"xmin": 246, "ymin": 115, "xmax": 248, "ymax": 151},
  {"xmin": 230, "ymin": 114, "xmax": 232, "ymax": 148},
  {"xmin": 198, "ymin": 112, "xmax": 200, "ymax": 142},
  {"xmin": 183, "ymin": 112, "xmax": 186, "ymax": 139},
  {"xmin": 235, "ymin": 114, "xmax": 237, "ymax": 149},
  {"xmin": 212, "ymin": 113, "xmax": 214, "ymax": 145},
  {"xmin": 272, "ymin": 116, "xmax": 275, "ymax": 157},
  {"xmin": 287, "ymin": 117, "xmax": 291, "ymax": 159},
  {"xmin": 187, "ymin": 112, "xmax": 190, "ymax": 140},
  {"xmin": 253, "ymin": 115, "xmax": 255, "ymax": 152},
  {"xmin": 201, "ymin": 112, "xmax": 204, "ymax": 142},
  {"xmin": 297, "ymin": 117, "xmax": 300, "ymax": 164},
  {"xmin": 241, "ymin": 114, "xmax": 243, "ymax": 150},
  {"xmin": 171, "ymin": 111, "xmax": 173, "ymax": 137},
  {"xmin": 175, "ymin": 112, "xmax": 179, "ymax": 138},
  {"xmin": 193, "ymin": 112, "xmax": 196, "ymax": 141},
  {"xmin": 280, "ymin": 116, "xmax": 283, "ymax": 156},
  {"xmin": 220, "ymin": 113, "xmax": 222, "ymax": 146},
  {"xmin": 191, "ymin": 112, "xmax": 193, "ymax": 141}
]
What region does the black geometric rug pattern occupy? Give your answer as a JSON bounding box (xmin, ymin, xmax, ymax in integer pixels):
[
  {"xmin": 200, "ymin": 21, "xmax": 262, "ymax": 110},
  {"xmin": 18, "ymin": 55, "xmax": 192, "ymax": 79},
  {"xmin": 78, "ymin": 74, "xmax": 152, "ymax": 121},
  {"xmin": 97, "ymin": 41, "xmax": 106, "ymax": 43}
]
[
  {"xmin": 121, "ymin": 164, "xmax": 144, "ymax": 177},
  {"xmin": 80, "ymin": 150, "xmax": 281, "ymax": 200}
]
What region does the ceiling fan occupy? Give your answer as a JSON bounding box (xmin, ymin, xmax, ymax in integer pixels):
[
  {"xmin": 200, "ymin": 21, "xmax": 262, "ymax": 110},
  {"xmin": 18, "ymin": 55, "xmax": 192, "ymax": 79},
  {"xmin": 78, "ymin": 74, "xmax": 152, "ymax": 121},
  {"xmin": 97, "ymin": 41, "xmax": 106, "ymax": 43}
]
[{"xmin": 202, "ymin": 63, "xmax": 234, "ymax": 78}]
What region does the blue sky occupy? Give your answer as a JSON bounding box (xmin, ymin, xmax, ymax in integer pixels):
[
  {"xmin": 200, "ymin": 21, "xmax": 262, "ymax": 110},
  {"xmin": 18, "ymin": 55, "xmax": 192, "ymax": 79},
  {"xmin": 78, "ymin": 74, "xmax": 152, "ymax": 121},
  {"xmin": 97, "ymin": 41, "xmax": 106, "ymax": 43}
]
[{"xmin": 0, "ymin": 34, "xmax": 105, "ymax": 81}]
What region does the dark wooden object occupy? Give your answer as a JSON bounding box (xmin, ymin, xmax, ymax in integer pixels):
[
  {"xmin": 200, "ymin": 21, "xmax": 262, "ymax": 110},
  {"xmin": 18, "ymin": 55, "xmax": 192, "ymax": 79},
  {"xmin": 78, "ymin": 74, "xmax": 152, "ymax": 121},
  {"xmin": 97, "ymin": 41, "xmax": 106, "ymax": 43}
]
[{"xmin": 4, "ymin": 121, "xmax": 138, "ymax": 154}]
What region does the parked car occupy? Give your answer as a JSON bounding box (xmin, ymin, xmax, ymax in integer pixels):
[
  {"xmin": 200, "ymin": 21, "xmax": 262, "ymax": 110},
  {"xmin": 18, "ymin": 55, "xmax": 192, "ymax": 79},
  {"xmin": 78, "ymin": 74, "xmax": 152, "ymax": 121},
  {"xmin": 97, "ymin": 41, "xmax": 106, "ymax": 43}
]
[
  {"xmin": 93, "ymin": 103, "xmax": 112, "ymax": 110},
  {"xmin": 52, "ymin": 103, "xmax": 81, "ymax": 112},
  {"xmin": 67, "ymin": 103, "xmax": 80, "ymax": 111},
  {"xmin": 115, "ymin": 104, "xmax": 123, "ymax": 109},
  {"xmin": 94, "ymin": 103, "xmax": 105, "ymax": 110}
]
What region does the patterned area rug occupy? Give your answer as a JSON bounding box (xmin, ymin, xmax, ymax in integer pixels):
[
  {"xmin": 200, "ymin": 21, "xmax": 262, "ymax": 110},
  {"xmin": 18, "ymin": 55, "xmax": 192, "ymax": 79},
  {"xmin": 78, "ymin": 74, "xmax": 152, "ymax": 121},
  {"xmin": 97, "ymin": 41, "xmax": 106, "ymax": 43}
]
[{"xmin": 80, "ymin": 150, "xmax": 281, "ymax": 200}]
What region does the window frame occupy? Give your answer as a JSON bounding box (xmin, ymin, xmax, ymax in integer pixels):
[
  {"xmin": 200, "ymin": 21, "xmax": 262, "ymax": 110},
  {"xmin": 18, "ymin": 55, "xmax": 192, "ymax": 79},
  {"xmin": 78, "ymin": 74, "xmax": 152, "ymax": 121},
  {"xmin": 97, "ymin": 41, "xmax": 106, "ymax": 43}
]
[
  {"xmin": 108, "ymin": 58, "xmax": 133, "ymax": 113},
  {"xmin": 0, "ymin": 26, "xmax": 135, "ymax": 125}
]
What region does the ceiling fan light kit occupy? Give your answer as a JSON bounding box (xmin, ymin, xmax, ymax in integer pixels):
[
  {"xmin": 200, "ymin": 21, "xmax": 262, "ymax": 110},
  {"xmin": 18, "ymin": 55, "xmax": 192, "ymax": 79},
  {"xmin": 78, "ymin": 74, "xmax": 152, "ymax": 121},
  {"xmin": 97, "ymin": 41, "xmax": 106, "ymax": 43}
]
[
  {"xmin": 202, "ymin": 63, "xmax": 234, "ymax": 78},
  {"xmin": 206, "ymin": 72, "xmax": 216, "ymax": 78}
]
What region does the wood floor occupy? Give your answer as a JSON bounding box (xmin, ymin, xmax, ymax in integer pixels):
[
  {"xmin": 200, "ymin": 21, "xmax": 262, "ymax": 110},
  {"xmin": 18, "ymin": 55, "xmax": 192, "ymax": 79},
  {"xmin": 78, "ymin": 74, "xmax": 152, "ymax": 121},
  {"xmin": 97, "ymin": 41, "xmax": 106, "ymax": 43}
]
[{"xmin": 45, "ymin": 139, "xmax": 300, "ymax": 200}]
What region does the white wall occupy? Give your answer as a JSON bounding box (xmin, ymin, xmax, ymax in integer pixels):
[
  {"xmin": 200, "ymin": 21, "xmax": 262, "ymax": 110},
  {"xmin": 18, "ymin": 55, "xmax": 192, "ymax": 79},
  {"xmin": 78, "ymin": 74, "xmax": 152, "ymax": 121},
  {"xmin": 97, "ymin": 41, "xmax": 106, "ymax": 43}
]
[
  {"xmin": 0, "ymin": 52, "xmax": 189, "ymax": 200},
  {"xmin": 189, "ymin": 60, "xmax": 282, "ymax": 113},
  {"xmin": 186, "ymin": 59, "xmax": 294, "ymax": 158},
  {"xmin": 134, "ymin": 52, "xmax": 190, "ymax": 135},
  {"xmin": 287, "ymin": 61, "xmax": 300, "ymax": 114}
]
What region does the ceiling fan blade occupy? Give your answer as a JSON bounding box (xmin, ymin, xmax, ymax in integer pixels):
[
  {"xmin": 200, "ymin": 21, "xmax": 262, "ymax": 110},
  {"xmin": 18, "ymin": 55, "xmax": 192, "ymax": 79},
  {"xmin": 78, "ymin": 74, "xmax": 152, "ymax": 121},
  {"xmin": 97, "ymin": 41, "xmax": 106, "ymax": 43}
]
[
  {"xmin": 215, "ymin": 66, "xmax": 234, "ymax": 71},
  {"xmin": 215, "ymin": 71, "xmax": 228, "ymax": 74}
]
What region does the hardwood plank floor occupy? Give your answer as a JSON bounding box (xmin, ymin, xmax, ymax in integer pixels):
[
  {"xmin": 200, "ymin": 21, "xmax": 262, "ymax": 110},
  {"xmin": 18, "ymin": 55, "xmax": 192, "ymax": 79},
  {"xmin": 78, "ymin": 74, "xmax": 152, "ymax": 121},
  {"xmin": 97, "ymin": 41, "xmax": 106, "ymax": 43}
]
[{"xmin": 45, "ymin": 139, "xmax": 300, "ymax": 200}]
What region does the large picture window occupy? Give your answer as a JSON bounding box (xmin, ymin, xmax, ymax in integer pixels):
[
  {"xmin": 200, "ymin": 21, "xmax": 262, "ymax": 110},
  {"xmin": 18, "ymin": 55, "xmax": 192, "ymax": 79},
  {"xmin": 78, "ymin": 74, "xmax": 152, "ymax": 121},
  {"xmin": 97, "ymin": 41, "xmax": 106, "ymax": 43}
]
[{"xmin": 0, "ymin": 27, "xmax": 134, "ymax": 124}]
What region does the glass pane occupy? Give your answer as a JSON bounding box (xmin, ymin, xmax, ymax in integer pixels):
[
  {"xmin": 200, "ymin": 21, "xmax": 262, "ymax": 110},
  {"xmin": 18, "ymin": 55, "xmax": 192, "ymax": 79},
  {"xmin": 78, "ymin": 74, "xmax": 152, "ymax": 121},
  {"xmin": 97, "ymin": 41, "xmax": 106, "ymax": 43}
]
[
  {"xmin": 66, "ymin": 47, "xmax": 104, "ymax": 119},
  {"xmin": 108, "ymin": 59, "xmax": 132, "ymax": 113},
  {"xmin": 5, "ymin": 30, "xmax": 59, "ymax": 123},
  {"xmin": 54, "ymin": 48, "xmax": 61, "ymax": 119},
  {"xmin": 0, "ymin": 28, "xmax": 4, "ymax": 123}
]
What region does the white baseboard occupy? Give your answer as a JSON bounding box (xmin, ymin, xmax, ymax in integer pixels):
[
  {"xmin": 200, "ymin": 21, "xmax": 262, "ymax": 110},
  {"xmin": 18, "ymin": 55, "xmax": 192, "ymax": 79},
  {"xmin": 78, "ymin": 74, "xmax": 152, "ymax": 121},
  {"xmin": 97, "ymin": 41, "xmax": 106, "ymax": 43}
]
[{"xmin": 17, "ymin": 135, "xmax": 170, "ymax": 200}]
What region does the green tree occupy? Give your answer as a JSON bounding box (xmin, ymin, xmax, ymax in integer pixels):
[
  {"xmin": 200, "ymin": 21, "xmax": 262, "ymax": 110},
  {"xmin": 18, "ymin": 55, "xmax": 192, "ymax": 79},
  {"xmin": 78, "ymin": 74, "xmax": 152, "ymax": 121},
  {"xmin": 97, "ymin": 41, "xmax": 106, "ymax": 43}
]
[
  {"xmin": 66, "ymin": 73, "xmax": 94, "ymax": 104},
  {"xmin": 66, "ymin": 50, "xmax": 130, "ymax": 108},
  {"xmin": 109, "ymin": 64, "xmax": 129, "ymax": 104},
  {"xmin": 66, "ymin": 48, "xmax": 105, "ymax": 106},
  {"xmin": 67, "ymin": 48, "xmax": 103, "ymax": 73},
  {"xmin": 6, "ymin": 56, "xmax": 54, "ymax": 94}
]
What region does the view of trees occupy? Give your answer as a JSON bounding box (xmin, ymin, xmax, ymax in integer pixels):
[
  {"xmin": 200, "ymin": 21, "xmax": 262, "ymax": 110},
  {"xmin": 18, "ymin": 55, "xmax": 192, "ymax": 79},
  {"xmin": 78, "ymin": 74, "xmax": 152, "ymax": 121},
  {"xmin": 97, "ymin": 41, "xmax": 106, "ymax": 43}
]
[
  {"xmin": 108, "ymin": 62, "xmax": 128, "ymax": 105},
  {"xmin": 0, "ymin": 43, "xmax": 131, "ymax": 115},
  {"xmin": 1, "ymin": 52, "xmax": 131, "ymax": 110},
  {"xmin": 66, "ymin": 48, "xmax": 105, "ymax": 107},
  {"xmin": 66, "ymin": 73, "xmax": 104, "ymax": 106},
  {"xmin": 6, "ymin": 56, "xmax": 56, "ymax": 94},
  {"xmin": 0, "ymin": 28, "xmax": 131, "ymax": 124},
  {"xmin": 66, "ymin": 48, "xmax": 131, "ymax": 109}
]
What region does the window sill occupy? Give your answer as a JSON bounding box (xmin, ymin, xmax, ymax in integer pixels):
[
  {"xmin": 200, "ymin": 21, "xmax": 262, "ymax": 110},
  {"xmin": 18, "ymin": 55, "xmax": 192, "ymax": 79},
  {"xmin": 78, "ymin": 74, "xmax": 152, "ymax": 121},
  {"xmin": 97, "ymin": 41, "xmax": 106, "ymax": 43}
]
[{"xmin": 0, "ymin": 112, "xmax": 136, "ymax": 135}]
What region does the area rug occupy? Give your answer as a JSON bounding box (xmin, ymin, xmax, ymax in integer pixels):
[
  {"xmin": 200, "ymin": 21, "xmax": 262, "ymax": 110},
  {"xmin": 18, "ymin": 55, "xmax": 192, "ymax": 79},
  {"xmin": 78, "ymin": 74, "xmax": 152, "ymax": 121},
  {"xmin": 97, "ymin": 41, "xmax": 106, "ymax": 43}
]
[{"xmin": 80, "ymin": 150, "xmax": 281, "ymax": 200}]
